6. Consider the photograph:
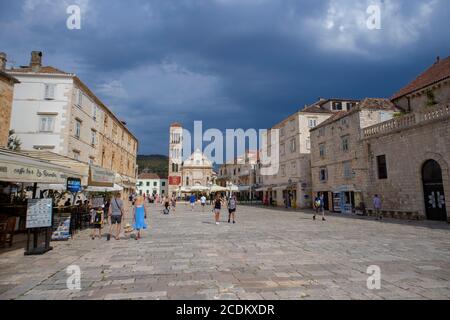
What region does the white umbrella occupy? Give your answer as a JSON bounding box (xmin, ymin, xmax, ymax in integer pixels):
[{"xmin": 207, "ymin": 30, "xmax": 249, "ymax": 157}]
[{"xmin": 210, "ymin": 185, "xmax": 228, "ymax": 192}]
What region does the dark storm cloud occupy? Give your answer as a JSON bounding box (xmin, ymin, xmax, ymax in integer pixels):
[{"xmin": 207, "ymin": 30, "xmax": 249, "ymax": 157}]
[{"xmin": 1, "ymin": 0, "xmax": 450, "ymax": 154}]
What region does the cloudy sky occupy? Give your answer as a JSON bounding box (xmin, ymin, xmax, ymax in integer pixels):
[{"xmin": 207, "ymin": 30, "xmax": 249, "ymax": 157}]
[{"xmin": 1, "ymin": 0, "xmax": 449, "ymax": 155}]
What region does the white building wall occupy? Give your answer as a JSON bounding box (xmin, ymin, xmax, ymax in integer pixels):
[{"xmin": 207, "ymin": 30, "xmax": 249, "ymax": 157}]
[{"xmin": 9, "ymin": 74, "xmax": 73, "ymax": 153}]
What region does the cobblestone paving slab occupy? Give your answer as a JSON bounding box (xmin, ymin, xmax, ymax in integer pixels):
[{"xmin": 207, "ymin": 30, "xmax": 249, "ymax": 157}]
[{"xmin": 1, "ymin": 203, "xmax": 450, "ymax": 300}]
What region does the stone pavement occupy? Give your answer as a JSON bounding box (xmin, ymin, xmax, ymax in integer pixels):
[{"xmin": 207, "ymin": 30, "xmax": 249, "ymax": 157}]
[{"xmin": 1, "ymin": 203, "xmax": 450, "ymax": 300}]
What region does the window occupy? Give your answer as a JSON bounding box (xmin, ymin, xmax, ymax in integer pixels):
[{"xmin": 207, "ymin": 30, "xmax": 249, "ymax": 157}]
[
  {"xmin": 377, "ymin": 155, "xmax": 388, "ymax": 179},
  {"xmin": 91, "ymin": 130, "xmax": 97, "ymax": 146},
  {"xmin": 290, "ymin": 119, "xmax": 296, "ymax": 131},
  {"xmin": 186, "ymin": 177, "xmax": 190, "ymax": 186},
  {"xmin": 332, "ymin": 102, "xmax": 343, "ymax": 110},
  {"xmin": 341, "ymin": 136, "xmax": 349, "ymax": 152},
  {"xmin": 139, "ymin": 182, "xmax": 143, "ymax": 186},
  {"xmin": 308, "ymin": 118, "xmax": 318, "ymax": 128},
  {"xmin": 73, "ymin": 150, "xmax": 80, "ymax": 161},
  {"xmin": 39, "ymin": 116, "xmax": 55, "ymax": 132},
  {"xmin": 75, "ymin": 120, "xmax": 82, "ymax": 139},
  {"xmin": 162, "ymin": 182, "xmax": 166, "ymax": 187},
  {"xmin": 290, "ymin": 139, "xmax": 296, "ymax": 153},
  {"xmin": 280, "ymin": 127, "xmax": 285, "ymax": 137},
  {"xmin": 77, "ymin": 90, "xmax": 83, "ymax": 107},
  {"xmin": 146, "ymin": 182, "xmax": 150, "ymax": 187},
  {"xmin": 319, "ymin": 143, "xmax": 326, "ymax": 158},
  {"xmin": 281, "ymin": 165, "xmax": 286, "ymax": 177},
  {"xmin": 306, "ymin": 138, "xmax": 311, "ymax": 151},
  {"xmin": 93, "ymin": 105, "xmax": 98, "ymax": 121},
  {"xmin": 347, "ymin": 102, "xmax": 356, "ymax": 110},
  {"xmin": 280, "ymin": 143, "xmax": 285, "ymax": 155},
  {"xmin": 89, "ymin": 158, "xmax": 95, "ymax": 165},
  {"xmin": 341, "ymin": 118, "xmax": 348, "ymax": 126},
  {"xmin": 319, "ymin": 168, "xmax": 327, "ymax": 182},
  {"xmin": 318, "ymin": 127, "xmax": 325, "ymax": 137},
  {"xmin": 44, "ymin": 84, "xmax": 56, "ymax": 100},
  {"xmin": 343, "ymin": 161, "xmax": 352, "ymax": 179},
  {"xmin": 291, "ymin": 161, "xmax": 297, "ymax": 173},
  {"xmin": 154, "ymin": 182, "xmax": 158, "ymax": 187}
]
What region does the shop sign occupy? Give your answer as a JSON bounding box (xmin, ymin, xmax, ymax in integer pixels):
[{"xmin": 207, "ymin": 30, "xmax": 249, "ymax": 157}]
[
  {"xmin": 67, "ymin": 177, "xmax": 82, "ymax": 193},
  {"xmin": 26, "ymin": 198, "xmax": 53, "ymax": 229},
  {"xmin": 89, "ymin": 166, "xmax": 115, "ymax": 187},
  {"xmin": 169, "ymin": 176, "xmax": 182, "ymax": 186},
  {"xmin": 0, "ymin": 163, "xmax": 66, "ymax": 184}
]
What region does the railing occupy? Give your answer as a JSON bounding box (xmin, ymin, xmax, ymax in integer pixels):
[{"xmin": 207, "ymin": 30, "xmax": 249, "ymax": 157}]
[{"xmin": 363, "ymin": 103, "xmax": 450, "ymax": 139}]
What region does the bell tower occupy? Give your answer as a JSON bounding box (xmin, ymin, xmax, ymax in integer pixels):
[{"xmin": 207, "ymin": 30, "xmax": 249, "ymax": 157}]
[{"xmin": 168, "ymin": 123, "xmax": 183, "ymax": 197}]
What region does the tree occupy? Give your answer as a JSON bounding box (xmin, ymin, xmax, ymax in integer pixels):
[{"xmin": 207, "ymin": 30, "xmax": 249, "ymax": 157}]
[{"xmin": 7, "ymin": 130, "xmax": 21, "ymax": 151}]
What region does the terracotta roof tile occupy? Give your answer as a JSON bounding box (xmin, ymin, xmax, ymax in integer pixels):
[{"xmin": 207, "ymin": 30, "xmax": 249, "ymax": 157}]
[
  {"xmin": 311, "ymin": 98, "xmax": 397, "ymax": 131},
  {"xmin": 391, "ymin": 56, "xmax": 450, "ymax": 100},
  {"xmin": 300, "ymin": 105, "xmax": 334, "ymax": 114},
  {"xmin": 9, "ymin": 66, "xmax": 70, "ymax": 75},
  {"xmin": 138, "ymin": 173, "xmax": 161, "ymax": 180}
]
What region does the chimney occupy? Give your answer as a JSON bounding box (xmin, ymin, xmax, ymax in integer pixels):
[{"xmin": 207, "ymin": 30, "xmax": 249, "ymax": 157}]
[
  {"xmin": 30, "ymin": 51, "xmax": 43, "ymax": 72},
  {"xmin": 0, "ymin": 52, "xmax": 6, "ymax": 72}
]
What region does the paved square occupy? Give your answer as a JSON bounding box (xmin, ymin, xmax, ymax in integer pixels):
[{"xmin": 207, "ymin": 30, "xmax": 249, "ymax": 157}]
[{"xmin": 1, "ymin": 203, "xmax": 450, "ymax": 300}]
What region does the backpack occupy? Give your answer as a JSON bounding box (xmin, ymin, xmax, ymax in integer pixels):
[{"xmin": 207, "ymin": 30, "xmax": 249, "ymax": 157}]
[{"xmin": 315, "ymin": 199, "xmax": 321, "ymax": 207}]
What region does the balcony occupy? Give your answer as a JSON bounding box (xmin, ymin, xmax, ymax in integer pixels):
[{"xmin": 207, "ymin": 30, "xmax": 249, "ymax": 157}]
[{"xmin": 363, "ymin": 103, "xmax": 450, "ymax": 139}]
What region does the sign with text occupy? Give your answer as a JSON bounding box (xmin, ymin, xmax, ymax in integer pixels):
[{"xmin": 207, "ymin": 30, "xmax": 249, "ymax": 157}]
[
  {"xmin": 26, "ymin": 198, "xmax": 53, "ymax": 229},
  {"xmin": 67, "ymin": 177, "xmax": 82, "ymax": 193},
  {"xmin": 92, "ymin": 197, "xmax": 104, "ymax": 208},
  {"xmin": 88, "ymin": 166, "xmax": 115, "ymax": 187},
  {"xmin": 0, "ymin": 163, "xmax": 67, "ymax": 184},
  {"xmin": 169, "ymin": 176, "xmax": 182, "ymax": 186}
]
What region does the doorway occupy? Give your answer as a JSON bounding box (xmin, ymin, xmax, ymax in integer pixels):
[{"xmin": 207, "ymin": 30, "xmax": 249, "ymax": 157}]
[{"xmin": 422, "ymin": 160, "xmax": 447, "ymax": 221}]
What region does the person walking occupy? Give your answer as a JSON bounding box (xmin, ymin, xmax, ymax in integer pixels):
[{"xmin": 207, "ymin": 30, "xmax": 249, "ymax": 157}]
[
  {"xmin": 313, "ymin": 193, "xmax": 326, "ymax": 221},
  {"xmin": 228, "ymin": 194, "xmax": 237, "ymax": 224},
  {"xmin": 90, "ymin": 206, "xmax": 104, "ymax": 240},
  {"xmin": 373, "ymin": 194, "xmax": 383, "ymax": 220},
  {"xmin": 189, "ymin": 194, "xmax": 197, "ymax": 212},
  {"xmin": 200, "ymin": 194, "xmax": 207, "ymax": 212},
  {"xmin": 171, "ymin": 196, "xmax": 177, "ymax": 213},
  {"xmin": 212, "ymin": 193, "xmax": 223, "ymax": 225},
  {"xmin": 133, "ymin": 196, "xmax": 148, "ymax": 240},
  {"xmin": 108, "ymin": 193, "xmax": 125, "ymax": 241}
]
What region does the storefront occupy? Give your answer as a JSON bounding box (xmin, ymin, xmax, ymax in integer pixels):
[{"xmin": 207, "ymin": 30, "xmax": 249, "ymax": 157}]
[
  {"xmin": 0, "ymin": 149, "xmax": 83, "ymax": 246},
  {"xmin": 330, "ymin": 185, "xmax": 364, "ymax": 214}
]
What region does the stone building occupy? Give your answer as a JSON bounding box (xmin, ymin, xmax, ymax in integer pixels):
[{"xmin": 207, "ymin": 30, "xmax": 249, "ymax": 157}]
[
  {"xmin": 0, "ymin": 53, "xmax": 19, "ymax": 147},
  {"xmin": 217, "ymin": 150, "xmax": 258, "ymax": 199},
  {"xmin": 6, "ymin": 51, "xmax": 138, "ymax": 196},
  {"xmin": 362, "ymin": 56, "xmax": 450, "ymax": 221},
  {"xmin": 310, "ymin": 98, "xmax": 397, "ymax": 212},
  {"xmin": 258, "ymin": 99, "xmax": 358, "ymax": 208},
  {"xmin": 167, "ymin": 123, "xmax": 214, "ymax": 196}
]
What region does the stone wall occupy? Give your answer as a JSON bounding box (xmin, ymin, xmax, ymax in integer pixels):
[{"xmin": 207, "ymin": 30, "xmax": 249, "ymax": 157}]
[
  {"xmin": 364, "ymin": 117, "xmax": 450, "ymax": 221},
  {"xmin": 0, "ymin": 78, "xmax": 14, "ymax": 147}
]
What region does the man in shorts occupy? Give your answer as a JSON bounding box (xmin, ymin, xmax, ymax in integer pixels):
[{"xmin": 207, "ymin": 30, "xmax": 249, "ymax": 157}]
[
  {"xmin": 200, "ymin": 195, "xmax": 207, "ymax": 212},
  {"xmin": 228, "ymin": 194, "xmax": 237, "ymax": 224},
  {"xmin": 189, "ymin": 194, "xmax": 197, "ymax": 212},
  {"xmin": 108, "ymin": 193, "xmax": 124, "ymax": 241}
]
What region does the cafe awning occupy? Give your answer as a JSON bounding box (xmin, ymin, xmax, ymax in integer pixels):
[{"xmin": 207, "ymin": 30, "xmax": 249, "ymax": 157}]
[
  {"xmin": 85, "ymin": 184, "xmax": 124, "ymax": 193},
  {"xmin": 17, "ymin": 150, "xmax": 89, "ymax": 185},
  {"xmin": 0, "ymin": 148, "xmax": 82, "ymax": 184}
]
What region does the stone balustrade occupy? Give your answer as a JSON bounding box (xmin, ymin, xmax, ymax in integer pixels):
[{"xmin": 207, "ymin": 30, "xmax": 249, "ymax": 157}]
[{"xmin": 363, "ymin": 103, "xmax": 450, "ymax": 139}]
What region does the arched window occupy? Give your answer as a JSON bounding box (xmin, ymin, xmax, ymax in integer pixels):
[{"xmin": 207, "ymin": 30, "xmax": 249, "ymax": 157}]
[{"xmin": 186, "ymin": 177, "xmax": 190, "ymax": 186}]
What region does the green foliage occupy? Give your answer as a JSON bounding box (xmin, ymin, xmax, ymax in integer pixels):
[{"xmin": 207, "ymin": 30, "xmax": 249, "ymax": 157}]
[
  {"xmin": 7, "ymin": 130, "xmax": 21, "ymax": 151},
  {"xmin": 137, "ymin": 155, "xmax": 168, "ymax": 178}
]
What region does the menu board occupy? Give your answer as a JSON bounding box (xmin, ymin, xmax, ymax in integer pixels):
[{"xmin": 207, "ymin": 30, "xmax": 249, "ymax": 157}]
[
  {"xmin": 26, "ymin": 199, "xmax": 53, "ymax": 229},
  {"xmin": 92, "ymin": 197, "xmax": 104, "ymax": 208}
]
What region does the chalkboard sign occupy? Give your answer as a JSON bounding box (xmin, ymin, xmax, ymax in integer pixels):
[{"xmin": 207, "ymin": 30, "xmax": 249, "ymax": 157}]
[
  {"xmin": 26, "ymin": 198, "xmax": 53, "ymax": 229},
  {"xmin": 67, "ymin": 177, "xmax": 82, "ymax": 193}
]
